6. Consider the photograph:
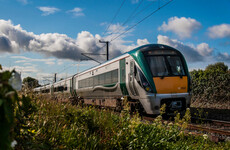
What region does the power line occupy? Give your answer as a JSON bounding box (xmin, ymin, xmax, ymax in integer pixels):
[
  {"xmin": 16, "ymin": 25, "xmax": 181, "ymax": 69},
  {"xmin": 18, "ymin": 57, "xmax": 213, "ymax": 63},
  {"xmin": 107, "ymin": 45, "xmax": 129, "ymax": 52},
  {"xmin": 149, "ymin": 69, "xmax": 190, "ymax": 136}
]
[
  {"xmin": 110, "ymin": 0, "xmax": 173, "ymax": 42},
  {"xmin": 108, "ymin": 0, "xmax": 145, "ymax": 37},
  {"xmin": 102, "ymin": 0, "xmax": 126, "ymax": 36}
]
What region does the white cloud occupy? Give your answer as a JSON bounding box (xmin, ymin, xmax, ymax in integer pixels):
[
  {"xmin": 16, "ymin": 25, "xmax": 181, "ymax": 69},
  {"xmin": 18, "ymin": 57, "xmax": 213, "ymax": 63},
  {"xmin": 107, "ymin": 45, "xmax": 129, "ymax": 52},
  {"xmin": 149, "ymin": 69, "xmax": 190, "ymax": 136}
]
[
  {"xmin": 196, "ymin": 43, "xmax": 213, "ymax": 56},
  {"xmin": 208, "ymin": 24, "xmax": 230, "ymax": 39},
  {"xmin": 67, "ymin": 7, "xmax": 85, "ymax": 17},
  {"xmin": 0, "ymin": 19, "xmax": 157, "ymax": 63},
  {"xmin": 137, "ymin": 39, "xmax": 149, "ymax": 46},
  {"xmin": 37, "ymin": 7, "xmax": 60, "ymax": 16},
  {"xmin": 157, "ymin": 35, "xmax": 211, "ymax": 62},
  {"xmin": 0, "ymin": 19, "xmax": 139, "ymax": 62},
  {"xmin": 158, "ymin": 17, "xmax": 201, "ymax": 39}
]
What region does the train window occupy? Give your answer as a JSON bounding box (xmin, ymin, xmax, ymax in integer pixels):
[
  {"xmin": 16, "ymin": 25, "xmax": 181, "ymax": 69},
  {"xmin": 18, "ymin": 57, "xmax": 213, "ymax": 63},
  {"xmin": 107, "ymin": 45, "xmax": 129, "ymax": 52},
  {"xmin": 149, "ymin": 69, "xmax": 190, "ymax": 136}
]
[
  {"xmin": 94, "ymin": 76, "xmax": 99, "ymax": 86},
  {"xmin": 99, "ymin": 74, "xmax": 105, "ymax": 85},
  {"xmin": 112, "ymin": 69, "xmax": 118, "ymax": 83},
  {"xmin": 89, "ymin": 77, "xmax": 93, "ymax": 87},
  {"xmin": 64, "ymin": 84, "xmax": 68, "ymax": 91},
  {"xmin": 134, "ymin": 65, "xmax": 141, "ymax": 84},
  {"xmin": 78, "ymin": 81, "xmax": 81, "ymax": 88},
  {"xmin": 146, "ymin": 56, "xmax": 169, "ymax": 77},
  {"xmin": 85, "ymin": 78, "xmax": 89, "ymax": 88},
  {"xmin": 78, "ymin": 69, "xmax": 118, "ymax": 88},
  {"xmin": 82, "ymin": 79, "xmax": 86, "ymax": 88},
  {"xmin": 166, "ymin": 56, "xmax": 185, "ymax": 76},
  {"xmin": 58, "ymin": 86, "xmax": 64, "ymax": 91},
  {"xmin": 146, "ymin": 55, "xmax": 185, "ymax": 77},
  {"xmin": 105, "ymin": 72, "xmax": 112, "ymax": 84}
]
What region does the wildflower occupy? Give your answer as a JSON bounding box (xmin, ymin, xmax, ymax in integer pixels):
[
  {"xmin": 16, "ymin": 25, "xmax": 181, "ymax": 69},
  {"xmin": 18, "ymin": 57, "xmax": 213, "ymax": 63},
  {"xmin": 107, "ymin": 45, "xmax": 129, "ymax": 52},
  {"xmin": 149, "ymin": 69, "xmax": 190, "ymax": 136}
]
[
  {"xmin": 168, "ymin": 122, "xmax": 173, "ymax": 126},
  {"xmin": 11, "ymin": 140, "xmax": 17, "ymax": 148},
  {"xmin": 175, "ymin": 123, "xmax": 181, "ymax": 127},
  {"xmin": 203, "ymin": 134, "xmax": 208, "ymax": 140},
  {"xmin": 179, "ymin": 131, "xmax": 184, "ymax": 136}
]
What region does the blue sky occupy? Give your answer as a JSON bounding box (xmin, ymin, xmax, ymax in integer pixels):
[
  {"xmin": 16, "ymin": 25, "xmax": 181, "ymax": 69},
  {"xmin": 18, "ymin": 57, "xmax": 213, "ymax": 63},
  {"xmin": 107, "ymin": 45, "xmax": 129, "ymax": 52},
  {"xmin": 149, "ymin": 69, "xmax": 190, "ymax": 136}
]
[{"xmin": 0, "ymin": 0, "xmax": 230, "ymax": 84}]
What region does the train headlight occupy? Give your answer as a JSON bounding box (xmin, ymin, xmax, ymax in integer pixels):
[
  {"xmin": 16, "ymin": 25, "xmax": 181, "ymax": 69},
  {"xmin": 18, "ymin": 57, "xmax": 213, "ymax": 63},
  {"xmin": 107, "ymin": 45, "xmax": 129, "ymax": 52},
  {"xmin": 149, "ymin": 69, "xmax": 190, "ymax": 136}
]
[
  {"xmin": 145, "ymin": 87, "xmax": 150, "ymax": 91},
  {"xmin": 136, "ymin": 66, "xmax": 153, "ymax": 93}
]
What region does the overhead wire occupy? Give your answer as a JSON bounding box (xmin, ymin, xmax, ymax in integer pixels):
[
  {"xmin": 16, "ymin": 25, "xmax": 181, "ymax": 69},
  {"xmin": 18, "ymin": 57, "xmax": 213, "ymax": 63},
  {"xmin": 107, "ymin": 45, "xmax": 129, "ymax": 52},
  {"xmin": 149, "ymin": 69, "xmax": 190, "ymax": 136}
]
[
  {"xmin": 108, "ymin": 0, "xmax": 145, "ymax": 37},
  {"xmin": 109, "ymin": 0, "xmax": 174, "ymax": 42},
  {"xmin": 102, "ymin": 0, "xmax": 127, "ymax": 36}
]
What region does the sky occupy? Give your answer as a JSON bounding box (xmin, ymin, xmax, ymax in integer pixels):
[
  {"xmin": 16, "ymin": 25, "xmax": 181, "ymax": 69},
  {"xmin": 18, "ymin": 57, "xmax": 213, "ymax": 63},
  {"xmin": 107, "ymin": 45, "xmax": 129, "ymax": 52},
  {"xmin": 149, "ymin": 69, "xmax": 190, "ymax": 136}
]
[{"xmin": 0, "ymin": 0, "xmax": 230, "ymax": 85}]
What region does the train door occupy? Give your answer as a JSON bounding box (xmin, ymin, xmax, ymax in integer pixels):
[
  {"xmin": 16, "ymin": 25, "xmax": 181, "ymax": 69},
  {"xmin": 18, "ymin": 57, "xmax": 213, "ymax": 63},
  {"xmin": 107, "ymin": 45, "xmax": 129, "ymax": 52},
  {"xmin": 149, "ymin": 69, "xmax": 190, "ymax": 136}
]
[
  {"xmin": 129, "ymin": 60, "xmax": 138, "ymax": 96},
  {"xmin": 119, "ymin": 59, "xmax": 129, "ymax": 95}
]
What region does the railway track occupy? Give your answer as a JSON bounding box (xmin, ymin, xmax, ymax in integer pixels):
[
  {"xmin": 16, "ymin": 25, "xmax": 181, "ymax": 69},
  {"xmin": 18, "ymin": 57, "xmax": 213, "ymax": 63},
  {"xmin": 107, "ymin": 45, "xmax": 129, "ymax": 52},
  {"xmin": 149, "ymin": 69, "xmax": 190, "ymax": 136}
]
[
  {"xmin": 56, "ymin": 98, "xmax": 230, "ymax": 142},
  {"xmin": 192, "ymin": 117, "xmax": 230, "ymax": 127},
  {"xmin": 142, "ymin": 116, "xmax": 230, "ymax": 142}
]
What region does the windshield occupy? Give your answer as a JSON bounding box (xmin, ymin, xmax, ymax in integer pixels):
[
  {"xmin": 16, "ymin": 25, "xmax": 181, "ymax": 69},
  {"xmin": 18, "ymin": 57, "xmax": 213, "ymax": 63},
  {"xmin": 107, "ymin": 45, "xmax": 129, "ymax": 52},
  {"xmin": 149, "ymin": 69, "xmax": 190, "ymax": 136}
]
[{"xmin": 146, "ymin": 55, "xmax": 185, "ymax": 77}]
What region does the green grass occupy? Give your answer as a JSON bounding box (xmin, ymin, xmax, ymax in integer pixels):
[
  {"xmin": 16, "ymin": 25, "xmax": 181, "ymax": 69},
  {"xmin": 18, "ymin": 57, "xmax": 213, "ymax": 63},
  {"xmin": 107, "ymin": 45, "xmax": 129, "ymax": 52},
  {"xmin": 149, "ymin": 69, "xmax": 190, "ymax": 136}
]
[{"xmin": 14, "ymin": 96, "xmax": 230, "ymax": 150}]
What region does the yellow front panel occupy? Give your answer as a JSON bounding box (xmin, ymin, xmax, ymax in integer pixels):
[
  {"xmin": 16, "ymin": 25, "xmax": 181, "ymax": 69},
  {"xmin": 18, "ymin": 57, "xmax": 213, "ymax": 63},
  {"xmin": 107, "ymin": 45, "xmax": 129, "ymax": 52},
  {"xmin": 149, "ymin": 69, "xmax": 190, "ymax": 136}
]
[{"xmin": 153, "ymin": 76, "xmax": 187, "ymax": 94}]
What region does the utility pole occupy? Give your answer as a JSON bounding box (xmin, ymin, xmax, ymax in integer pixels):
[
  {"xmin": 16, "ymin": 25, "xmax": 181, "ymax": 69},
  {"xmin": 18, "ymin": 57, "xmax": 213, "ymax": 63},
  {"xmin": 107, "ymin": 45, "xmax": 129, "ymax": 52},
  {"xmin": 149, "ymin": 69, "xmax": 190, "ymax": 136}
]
[
  {"xmin": 54, "ymin": 73, "xmax": 57, "ymax": 83},
  {"xmin": 99, "ymin": 40, "xmax": 109, "ymax": 60}
]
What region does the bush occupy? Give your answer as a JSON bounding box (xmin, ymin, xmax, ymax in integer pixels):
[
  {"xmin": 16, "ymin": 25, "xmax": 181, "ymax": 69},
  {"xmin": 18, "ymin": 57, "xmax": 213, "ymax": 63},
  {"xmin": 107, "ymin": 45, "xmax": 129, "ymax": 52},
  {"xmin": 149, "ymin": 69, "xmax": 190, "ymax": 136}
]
[
  {"xmin": 0, "ymin": 66, "xmax": 37, "ymax": 149},
  {"xmin": 14, "ymin": 98, "xmax": 230, "ymax": 149},
  {"xmin": 190, "ymin": 62, "xmax": 230, "ymax": 104}
]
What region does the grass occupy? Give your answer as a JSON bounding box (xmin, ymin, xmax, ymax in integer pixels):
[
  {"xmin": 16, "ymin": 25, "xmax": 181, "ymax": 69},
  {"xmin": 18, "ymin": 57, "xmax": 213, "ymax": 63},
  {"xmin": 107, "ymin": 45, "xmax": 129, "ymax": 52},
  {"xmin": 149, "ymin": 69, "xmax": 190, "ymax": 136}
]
[{"xmin": 14, "ymin": 95, "xmax": 230, "ymax": 150}]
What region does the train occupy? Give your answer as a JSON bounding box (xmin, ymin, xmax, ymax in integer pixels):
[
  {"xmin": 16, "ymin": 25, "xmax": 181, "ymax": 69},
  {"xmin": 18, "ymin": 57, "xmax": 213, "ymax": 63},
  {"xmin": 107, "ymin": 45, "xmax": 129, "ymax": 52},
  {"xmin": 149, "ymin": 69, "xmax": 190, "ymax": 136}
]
[{"xmin": 34, "ymin": 44, "xmax": 191, "ymax": 115}]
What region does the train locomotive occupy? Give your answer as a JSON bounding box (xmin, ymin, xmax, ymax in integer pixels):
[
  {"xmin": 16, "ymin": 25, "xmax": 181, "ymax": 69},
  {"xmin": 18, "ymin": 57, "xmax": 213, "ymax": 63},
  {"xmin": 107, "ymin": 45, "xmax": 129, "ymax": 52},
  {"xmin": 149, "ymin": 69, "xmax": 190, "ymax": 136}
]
[{"xmin": 34, "ymin": 44, "xmax": 191, "ymax": 115}]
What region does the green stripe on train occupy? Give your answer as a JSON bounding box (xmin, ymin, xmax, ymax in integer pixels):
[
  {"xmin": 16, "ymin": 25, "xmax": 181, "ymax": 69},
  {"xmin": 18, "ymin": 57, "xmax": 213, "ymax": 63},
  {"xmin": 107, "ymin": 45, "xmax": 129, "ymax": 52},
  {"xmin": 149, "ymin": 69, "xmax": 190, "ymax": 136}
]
[
  {"xmin": 119, "ymin": 59, "xmax": 129, "ymax": 95},
  {"xmin": 128, "ymin": 49, "xmax": 157, "ymax": 93}
]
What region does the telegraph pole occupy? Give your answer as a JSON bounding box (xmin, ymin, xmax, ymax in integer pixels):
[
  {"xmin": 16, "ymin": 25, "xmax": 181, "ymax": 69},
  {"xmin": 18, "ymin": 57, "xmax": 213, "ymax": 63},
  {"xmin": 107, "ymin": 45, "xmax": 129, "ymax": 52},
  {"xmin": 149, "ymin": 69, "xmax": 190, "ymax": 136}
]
[
  {"xmin": 99, "ymin": 40, "xmax": 109, "ymax": 60},
  {"xmin": 54, "ymin": 73, "xmax": 57, "ymax": 83}
]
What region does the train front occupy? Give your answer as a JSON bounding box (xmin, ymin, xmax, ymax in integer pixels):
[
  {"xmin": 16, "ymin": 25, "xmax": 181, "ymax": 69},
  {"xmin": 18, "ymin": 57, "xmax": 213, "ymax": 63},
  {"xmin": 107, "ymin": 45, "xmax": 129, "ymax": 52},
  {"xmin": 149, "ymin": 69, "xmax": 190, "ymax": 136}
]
[{"xmin": 129, "ymin": 44, "xmax": 191, "ymax": 115}]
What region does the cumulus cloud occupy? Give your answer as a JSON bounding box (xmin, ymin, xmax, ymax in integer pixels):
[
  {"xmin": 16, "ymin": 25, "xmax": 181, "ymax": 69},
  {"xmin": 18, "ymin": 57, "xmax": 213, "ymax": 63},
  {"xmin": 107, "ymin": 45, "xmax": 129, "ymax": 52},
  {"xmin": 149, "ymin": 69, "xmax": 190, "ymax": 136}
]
[
  {"xmin": 67, "ymin": 7, "xmax": 85, "ymax": 17},
  {"xmin": 137, "ymin": 39, "xmax": 149, "ymax": 46},
  {"xmin": 0, "ymin": 19, "xmax": 147, "ymax": 62},
  {"xmin": 217, "ymin": 52, "xmax": 230, "ymax": 62},
  {"xmin": 157, "ymin": 35, "xmax": 212, "ymax": 62},
  {"xmin": 196, "ymin": 43, "xmax": 213, "ymax": 56},
  {"xmin": 208, "ymin": 24, "xmax": 230, "ymax": 39},
  {"xmin": 0, "ymin": 20, "xmax": 96, "ymax": 61},
  {"xmin": 158, "ymin": 17, "xmax": 201, "ymax": 39},
  {"xmin": 38, "ymin": 7, "xmax": 60, "ymax": 16}
]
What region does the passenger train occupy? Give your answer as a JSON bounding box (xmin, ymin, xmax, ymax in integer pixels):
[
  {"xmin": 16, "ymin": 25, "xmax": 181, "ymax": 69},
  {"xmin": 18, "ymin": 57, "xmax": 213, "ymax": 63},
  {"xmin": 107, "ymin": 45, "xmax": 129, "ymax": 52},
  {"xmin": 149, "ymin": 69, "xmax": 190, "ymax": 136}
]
[{"xmin": 34, "ymin": 44, "xmax": 191, "ymax": 115}]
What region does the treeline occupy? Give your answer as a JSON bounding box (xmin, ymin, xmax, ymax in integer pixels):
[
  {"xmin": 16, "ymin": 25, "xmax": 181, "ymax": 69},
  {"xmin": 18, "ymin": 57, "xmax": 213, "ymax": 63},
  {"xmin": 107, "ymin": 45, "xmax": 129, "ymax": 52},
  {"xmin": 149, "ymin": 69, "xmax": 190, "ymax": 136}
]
[{"xmin": 190, "ymin": 62, "xmax": 230, "ymax": 105}]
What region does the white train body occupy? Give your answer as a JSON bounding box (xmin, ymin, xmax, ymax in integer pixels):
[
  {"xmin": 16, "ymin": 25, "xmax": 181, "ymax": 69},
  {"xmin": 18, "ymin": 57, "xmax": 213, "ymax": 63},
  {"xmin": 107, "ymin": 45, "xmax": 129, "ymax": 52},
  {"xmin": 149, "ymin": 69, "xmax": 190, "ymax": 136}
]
[{"xmin": 34, "ymin": 44, "xmax": 191, "ymax": 115}]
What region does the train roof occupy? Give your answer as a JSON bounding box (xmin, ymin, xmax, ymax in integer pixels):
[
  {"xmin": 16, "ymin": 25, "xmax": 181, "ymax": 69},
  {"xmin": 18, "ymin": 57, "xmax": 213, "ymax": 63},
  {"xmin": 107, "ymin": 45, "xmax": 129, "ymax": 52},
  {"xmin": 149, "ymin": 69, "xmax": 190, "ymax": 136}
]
[
  {"xmin": 75, "ymin": 44, "xmax": 181, "ymax": 76},
  {"xmin": 36, "ymin": 44, "xmax": 182, "ymax": 89}
]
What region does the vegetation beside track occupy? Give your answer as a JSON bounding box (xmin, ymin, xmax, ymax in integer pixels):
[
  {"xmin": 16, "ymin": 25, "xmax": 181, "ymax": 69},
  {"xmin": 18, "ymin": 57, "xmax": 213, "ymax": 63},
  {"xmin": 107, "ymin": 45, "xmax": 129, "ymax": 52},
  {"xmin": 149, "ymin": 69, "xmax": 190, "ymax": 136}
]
[
  {"xmin": 11, "ymin": 97, "xmax": 230, "ymax": 149},
  {"xmin": 1, "ymin": 63, "xmax": 230, "ymax": 149},
  {"xmin": 190, "ymin": 62, "xmax": 230, "ymax": 109}
]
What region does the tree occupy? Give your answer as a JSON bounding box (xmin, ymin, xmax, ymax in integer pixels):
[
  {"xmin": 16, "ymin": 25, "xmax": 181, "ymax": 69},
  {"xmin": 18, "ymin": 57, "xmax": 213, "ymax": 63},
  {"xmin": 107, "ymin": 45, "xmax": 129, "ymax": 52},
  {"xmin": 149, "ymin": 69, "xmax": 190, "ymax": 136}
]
[
  {"xmin": 205, "ymin": 62, "xmax": 228, "ymax": 72},
  {"xmin": 23, "ymin": 77, "xmax": 40, "ymax": 88}
]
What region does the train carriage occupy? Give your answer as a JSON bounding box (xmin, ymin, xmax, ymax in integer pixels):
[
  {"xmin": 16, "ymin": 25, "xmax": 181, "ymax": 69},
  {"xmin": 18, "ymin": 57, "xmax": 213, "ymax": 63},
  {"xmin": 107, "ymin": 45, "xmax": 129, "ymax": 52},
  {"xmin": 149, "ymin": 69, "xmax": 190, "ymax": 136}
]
[{"xmin": 34, "ymin": 44, "xmax": 191, "ymax": 115}]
